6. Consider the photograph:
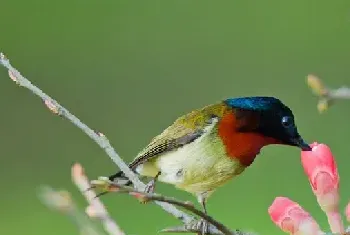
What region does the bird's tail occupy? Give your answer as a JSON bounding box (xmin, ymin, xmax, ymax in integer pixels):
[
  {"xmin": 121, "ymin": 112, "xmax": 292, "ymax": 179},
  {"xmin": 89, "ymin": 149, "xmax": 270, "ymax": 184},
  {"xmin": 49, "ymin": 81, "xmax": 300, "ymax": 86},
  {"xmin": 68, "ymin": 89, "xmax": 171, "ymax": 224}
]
[
  {"xmin": 108, "ymin": 170, "xmax": 133, "ymax": 186},
  {"xmin": 93, "ymin": 171, "xmax": 133, "ymax": 198}
]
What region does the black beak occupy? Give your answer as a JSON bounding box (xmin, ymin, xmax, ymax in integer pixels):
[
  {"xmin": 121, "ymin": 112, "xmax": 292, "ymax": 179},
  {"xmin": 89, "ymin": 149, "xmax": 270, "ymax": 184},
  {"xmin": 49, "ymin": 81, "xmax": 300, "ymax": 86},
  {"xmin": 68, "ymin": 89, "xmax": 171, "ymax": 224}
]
[{"xmin": 292, "ymin": 136, "xmax": 312, "ymax": 151}]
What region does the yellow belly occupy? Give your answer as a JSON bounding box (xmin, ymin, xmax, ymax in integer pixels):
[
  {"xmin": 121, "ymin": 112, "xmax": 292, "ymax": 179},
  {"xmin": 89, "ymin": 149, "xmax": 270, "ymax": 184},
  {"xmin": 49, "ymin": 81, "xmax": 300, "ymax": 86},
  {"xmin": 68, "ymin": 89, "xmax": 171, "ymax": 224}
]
[{"xmin": 135, "ymin": 130, "xmax": 246, "ymax": 196}]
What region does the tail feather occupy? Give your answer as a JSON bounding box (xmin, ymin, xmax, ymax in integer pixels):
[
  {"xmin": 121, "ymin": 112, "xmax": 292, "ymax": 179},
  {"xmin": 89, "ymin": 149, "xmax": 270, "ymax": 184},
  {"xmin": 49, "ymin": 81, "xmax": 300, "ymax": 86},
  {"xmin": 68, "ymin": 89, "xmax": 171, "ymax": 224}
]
[{"xmin": 108, "ymin": 170, "xmax": 132, "ymax": 186}]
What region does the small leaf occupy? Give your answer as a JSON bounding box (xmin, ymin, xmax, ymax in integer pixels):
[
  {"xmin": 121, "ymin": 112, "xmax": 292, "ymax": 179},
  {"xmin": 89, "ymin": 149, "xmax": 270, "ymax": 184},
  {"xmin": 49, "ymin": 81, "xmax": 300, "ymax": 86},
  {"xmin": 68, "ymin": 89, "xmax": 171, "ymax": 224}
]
[{"xmin": 307, "ymin": 74, "xmax": 328, "ymax": 96}]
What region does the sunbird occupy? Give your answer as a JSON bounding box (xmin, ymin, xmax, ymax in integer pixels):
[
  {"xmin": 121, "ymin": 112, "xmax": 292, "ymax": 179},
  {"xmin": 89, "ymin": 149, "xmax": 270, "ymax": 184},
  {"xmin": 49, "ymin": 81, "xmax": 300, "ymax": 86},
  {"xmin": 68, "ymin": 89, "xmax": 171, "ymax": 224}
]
[{"xmin": 107, "ymin": 96, "xmax": 310, "ymax": 233}]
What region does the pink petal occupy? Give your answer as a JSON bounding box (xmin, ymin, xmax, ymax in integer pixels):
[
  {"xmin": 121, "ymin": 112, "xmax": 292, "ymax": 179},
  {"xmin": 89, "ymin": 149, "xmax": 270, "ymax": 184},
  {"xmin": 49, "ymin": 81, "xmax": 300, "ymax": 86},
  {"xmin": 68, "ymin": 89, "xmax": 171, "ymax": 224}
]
[
  {"xmin": 301, "ymin": 142, "xmax": 344, "ymax": 232},
  {"xmin": 269, "ymin": 197, "xmax": 297, "ymax": 224},
  {"xmin": 301, "ymin": 143, "xmax": 339, "ymax": 194},
  {"xmin": 268, "ymin": 197, "xmax": 321, "ymax": 235}
]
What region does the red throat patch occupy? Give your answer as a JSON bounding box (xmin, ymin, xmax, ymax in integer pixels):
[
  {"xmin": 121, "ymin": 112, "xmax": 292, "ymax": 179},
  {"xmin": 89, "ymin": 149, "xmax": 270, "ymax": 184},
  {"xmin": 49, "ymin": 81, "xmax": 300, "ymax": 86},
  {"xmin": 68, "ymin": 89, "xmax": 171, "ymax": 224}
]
[{"xmin": 218, "ymin": 113, "xmax": 280, "ymax": 166}]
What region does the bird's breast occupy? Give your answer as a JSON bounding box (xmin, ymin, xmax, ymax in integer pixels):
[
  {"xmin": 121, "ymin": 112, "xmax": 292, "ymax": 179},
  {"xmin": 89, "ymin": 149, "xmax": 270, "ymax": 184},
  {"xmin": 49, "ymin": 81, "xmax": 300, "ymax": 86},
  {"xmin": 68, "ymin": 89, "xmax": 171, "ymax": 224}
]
[{"xmin": 218, "ymin": 113, "xmax": 277, "ymax": 166}]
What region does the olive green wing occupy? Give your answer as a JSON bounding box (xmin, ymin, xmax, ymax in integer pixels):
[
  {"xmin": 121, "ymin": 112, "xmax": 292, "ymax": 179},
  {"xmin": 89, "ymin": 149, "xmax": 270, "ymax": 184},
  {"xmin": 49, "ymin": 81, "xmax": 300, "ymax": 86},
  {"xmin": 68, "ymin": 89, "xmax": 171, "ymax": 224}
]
[{"xmin": 128, "ymin": 102, "xmax": 229, "ymax": 170}]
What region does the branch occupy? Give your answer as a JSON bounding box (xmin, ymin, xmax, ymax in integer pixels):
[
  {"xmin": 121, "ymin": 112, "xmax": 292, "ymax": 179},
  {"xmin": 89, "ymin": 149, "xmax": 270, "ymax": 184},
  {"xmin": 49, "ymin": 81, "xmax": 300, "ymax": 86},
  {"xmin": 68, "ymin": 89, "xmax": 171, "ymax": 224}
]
[
  {"xmin": 0, "ymin": 52, "xmax": 249, "ymax": 235},
  {"xmin": 307, "ymin": 74, "xmax": 350, "ymax": 113},
  {"xmin": 0, "ymin": 52, "xmax": 191, "ymax": 221},
  {"xmin": 38, "ymin": 186, "xmax": 102, "ymax": 235},
  {"xmin": 72, "ymin": 163, "xmax": 125, "ymax": 235},
  {"xmin": 91, "ymin": 178, "xmax": 245, "ymax": 235}
]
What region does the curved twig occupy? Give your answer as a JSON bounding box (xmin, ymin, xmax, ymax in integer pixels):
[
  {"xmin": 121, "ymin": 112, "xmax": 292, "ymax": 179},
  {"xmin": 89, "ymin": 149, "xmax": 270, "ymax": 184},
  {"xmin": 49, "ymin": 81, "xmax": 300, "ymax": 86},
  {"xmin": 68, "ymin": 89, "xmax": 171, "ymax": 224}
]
[
  {"xmin": 38, "ymin": 186, "xmax": 102, "ymax": 235},
  {"xmin": 91, "ymin": 179, "xmax": 235, "ymax": 235},
  {"xmin": 72, "ymin": 163, "xmax": 125, "ymax": 235},
  {"xmin": 0, "ymin": 52, "xmax": 191, "ymax": 223}
]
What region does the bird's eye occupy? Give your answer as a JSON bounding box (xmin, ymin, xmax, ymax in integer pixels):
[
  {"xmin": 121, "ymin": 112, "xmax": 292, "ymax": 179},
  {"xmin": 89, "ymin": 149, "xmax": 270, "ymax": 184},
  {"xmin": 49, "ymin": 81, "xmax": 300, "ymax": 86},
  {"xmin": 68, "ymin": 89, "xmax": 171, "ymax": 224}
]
[{"xmin": 281, "ymin": 116, "xmax": 293, "ymax": 128}]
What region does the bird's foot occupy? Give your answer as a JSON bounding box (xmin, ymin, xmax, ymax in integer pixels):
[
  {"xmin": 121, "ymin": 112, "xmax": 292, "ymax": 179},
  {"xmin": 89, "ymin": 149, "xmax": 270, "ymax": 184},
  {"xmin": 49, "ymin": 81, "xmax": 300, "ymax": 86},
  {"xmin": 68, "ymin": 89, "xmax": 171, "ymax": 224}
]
[
  {"xmin": 138, "ymin": 179, "xmax": 156, "ymax": 204},
  {"xmin": 144, "ymin": 179, "xmax": 156, "ymax": 194},
  {"xmin": 190, "ymin": 218, "xmax": 209, "ymax": 235}
]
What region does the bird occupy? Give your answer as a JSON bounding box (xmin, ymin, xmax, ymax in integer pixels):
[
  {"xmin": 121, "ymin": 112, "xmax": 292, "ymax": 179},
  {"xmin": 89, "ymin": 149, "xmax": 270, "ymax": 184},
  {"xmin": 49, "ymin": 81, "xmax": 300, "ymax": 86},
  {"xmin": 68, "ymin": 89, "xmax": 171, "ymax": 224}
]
[{"xmin": 106, "ymin": 96, "xmax": 311, "ymax": 234}]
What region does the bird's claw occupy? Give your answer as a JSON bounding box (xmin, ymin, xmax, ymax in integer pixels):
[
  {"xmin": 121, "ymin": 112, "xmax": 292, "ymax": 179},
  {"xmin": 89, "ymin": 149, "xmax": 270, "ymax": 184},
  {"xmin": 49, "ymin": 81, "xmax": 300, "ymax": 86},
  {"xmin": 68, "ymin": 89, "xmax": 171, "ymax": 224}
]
[
  {"xmin": 138, "ymin": 180, "xmax": 156, "ymax": 204},
  {"xmin": 144, "ymin": 179, "xmax": 156, "ymax": 194},
  {"xmin": 200, "ymin": 219, "xmax": 209, "ymax": 235},
  {"xmin": 190, "ymin": 219, "xmax": 209, "ymax": 235},
  {"xmin": 161, "ymin": 219, "xmax": 210, "ymax": 234}
]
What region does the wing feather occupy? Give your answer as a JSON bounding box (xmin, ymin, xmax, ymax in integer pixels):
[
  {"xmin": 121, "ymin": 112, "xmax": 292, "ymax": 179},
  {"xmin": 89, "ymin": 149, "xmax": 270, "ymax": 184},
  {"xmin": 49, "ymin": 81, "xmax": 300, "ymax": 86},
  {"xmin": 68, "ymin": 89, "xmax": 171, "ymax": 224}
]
[{"xmin": 128, "ymin": 102, "xmax": 229, "ymax": 170}]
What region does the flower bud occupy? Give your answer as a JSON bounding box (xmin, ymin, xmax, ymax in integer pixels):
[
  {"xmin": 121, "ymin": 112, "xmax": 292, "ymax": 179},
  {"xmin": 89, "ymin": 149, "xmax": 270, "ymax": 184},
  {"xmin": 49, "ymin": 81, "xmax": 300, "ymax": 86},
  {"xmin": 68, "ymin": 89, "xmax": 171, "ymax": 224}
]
[
  {"xmin": 301, "ymin": 143, "xmax": 343, "ymax": 233},
  {"xmin": 268, "ymin": 197, "xmax": 321, "ymax": 235}
]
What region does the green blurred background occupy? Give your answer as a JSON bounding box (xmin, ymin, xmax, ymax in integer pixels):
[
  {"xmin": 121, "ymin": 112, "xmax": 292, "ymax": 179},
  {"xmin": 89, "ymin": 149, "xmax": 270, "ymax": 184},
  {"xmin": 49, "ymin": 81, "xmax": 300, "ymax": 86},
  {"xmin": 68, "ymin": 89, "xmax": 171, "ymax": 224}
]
[{"xmin": 1, "ymin": 1, "xmax": 350, "ymax": 235}]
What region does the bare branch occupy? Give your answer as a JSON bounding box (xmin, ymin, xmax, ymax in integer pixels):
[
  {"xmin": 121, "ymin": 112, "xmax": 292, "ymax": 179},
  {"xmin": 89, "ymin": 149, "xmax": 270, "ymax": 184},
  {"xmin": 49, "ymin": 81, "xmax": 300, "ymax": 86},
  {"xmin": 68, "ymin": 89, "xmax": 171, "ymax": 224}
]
[
  {"xmin": 91, "ymin": 178, "xmax": 245, "ymax": 235},
  {"xmin": 38, "ymin": 186, "xmax": 102, "ymax": 235},
  {"xmin": 329, "ymin": 86, "xmax": 350, "ymax": 99},
  {"xmin": 306, "ymin": 74, "xmax": 350, "ymax": 113},
  {"xmin": 0, "ymin": 52, "xmax": 192, "ymax": 224},
  {"xmin": 72, "ymin": 163, "xmax": 125, "ymax": 235}
]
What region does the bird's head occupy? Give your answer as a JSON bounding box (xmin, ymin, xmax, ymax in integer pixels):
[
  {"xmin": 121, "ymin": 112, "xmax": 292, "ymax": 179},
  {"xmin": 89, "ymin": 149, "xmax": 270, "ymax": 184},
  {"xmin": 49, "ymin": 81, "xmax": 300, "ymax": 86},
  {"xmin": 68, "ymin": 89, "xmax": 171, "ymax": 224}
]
[{"xmin": 224, "ymin": 96, "xmax": 311, "ymax": 151}]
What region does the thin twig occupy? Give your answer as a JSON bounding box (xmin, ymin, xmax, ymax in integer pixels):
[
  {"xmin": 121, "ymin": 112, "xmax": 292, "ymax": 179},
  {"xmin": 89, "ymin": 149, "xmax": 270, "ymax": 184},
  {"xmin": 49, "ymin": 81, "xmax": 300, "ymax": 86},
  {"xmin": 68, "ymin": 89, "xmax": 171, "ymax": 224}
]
[
  {"xmin": 306, "ymin": 74, "xmax": 350, "ymax": 113},
  {"xmin": 0, "ymin": 52, "xmax": 236, "ymax": 235},
  {"xmin": 72, "ymin": 163, "xmax": 125, "ymax": 235},
  {"xmin": 0, "ymin": 52, "xmax": 190, "ymax": 222},
  {"xmin": 147, "ymin": 195, "xmax": 231, "ymax": 234},
  {"xmin": 91, "ymin": 179, "xmax": 238, "ymax": 235},
  {"xmin": 329, "ymin": 87, "xmax": 350, "ymax": 99},
  {"xmin": 38, "ymin": 186, "xmax": 102, "ymax": 235}
]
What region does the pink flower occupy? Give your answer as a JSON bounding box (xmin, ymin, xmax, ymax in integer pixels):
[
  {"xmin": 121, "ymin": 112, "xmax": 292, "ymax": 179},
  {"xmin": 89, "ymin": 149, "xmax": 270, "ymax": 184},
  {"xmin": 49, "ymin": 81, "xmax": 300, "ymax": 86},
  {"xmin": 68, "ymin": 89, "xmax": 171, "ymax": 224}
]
[
  {"xmin": 301, "ymin": 142, "xmax": 343, "ymax": 233},
  {"xmin": 268, "ymin": 197, "xmax": 321, "ymax": 235},
  {"xmin": 301, "ymin": 143, "xmax": 339, "ymax": 200}
]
